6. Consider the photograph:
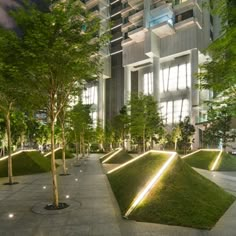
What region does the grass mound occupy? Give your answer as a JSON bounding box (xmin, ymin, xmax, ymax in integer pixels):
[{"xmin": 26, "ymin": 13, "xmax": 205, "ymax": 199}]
[
  {"xmin": 0, "ymin": 151, "xmax": 53, "ymax": 177},
  {"xmin": 129, "ymin": 158, "xmax": 235, "ymax": 229},
  {"xmin": 104, "ymin": 150, "xmax": 133, "ymax": 164},
  {"xmin": 217, "ymin": 152, "xmax": 236, "ymax": 171},
  {"xmin": 55, "ymin": 149, "xmax": 74, "ymax": 159},
  {"xmin": 99, "ymin": 150, "xmax": 117, "ymax": 162},
  {"xmin": 183, "ymin": 150, "xmax": 220, "ymax": 170},
  {"xmin": 107, "ymin": 152, "xmax": 170, "ymax": 214}
]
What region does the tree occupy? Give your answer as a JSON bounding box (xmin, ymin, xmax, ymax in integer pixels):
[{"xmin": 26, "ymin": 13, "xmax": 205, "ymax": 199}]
[
  {"xmin": 178, "ymin": 116, "xmax": 195, "ymax": 154},
  {"xmin": 95, "ymin": 121, "xmax": 105, "ymax": 152},
  {"xmin": 0, "ymin": 27, "xmax": 28, "ymax": 184},
  {"xmin": 197, "ymin": 0, "xmax": 236, "ymax": 116},
  {"xmin": 203, "ymin": 106, "xmax": 235, "ymax": 150},
  {"xmin": 11, "ymin": 0, "xmax": 108, "ymax": 207},
  {"xmin": 69, "ymin": 102, "xmax": 93, "ymax": 159},
  {"xmin": 11, "ymin": 111, "xmax": 27, "ymax": 149},
  {"xmin": 171, "ymin": 125, "xmax": 182, "ymax": 151},
  {"xmin": 129, "ymin": 93, "xmax": 163, "ymax": 152},
  {"xmin": 112, "ymin": 106, "xmax": 129, "ymax": 148}
]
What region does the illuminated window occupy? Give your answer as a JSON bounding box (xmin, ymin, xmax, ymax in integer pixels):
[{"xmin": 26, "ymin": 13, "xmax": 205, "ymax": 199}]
[
  {"xmin": 160, "ymin": 62, "xmax": 191, "ymax": 93},
  {"xmin": 82, "ymin": 85, "xmax": 98, "ymax": 105},
  {"xmin": 169, "ymin": 66, "xmax": 178, "ymax": 91},
  {"xmin": 143, "ymin": 72, "xmax": 153, "ymax": 95},
  {"xmin": 82, "ymin": 84, "xmax": 98, "ymax": 127},
  {"xmin": 160, "ymin": 99, "xmax": 189, "ymax": 124}
]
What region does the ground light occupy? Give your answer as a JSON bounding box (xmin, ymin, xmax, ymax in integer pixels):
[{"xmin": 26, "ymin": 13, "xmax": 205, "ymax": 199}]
[
  {"xmin": 0, "ymin": 149, "xmax": 37, "ymax": 162},
  {"xmin": 123, "ymin": 151, "xmax": 177, "ymax": 218},
  {"xmin": 44, "ymin": 147, "xmax": 62, "ymax": 157},
  {"xmin": 8, "ymin": 213, "xmax": 14, "ymax": 218},
  {"xmin": 102, "ymin": 148, "xmax": 123, "ymax": 164},
  {"xmin": 99, "ymin": 149, "xmax": 115, "ymax": 160}
]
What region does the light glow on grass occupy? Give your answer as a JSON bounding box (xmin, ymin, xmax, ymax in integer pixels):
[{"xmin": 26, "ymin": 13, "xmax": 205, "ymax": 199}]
[
  {"xmin": 102, "ymin": 148, "xmax": 122, "ymax": 164},
  {"xmin": 181, "ymin": 149, "xmax": 221, "ymax": 159},
  {"xmin": 211, "ymin": 150, "xmax": 223, "ymax": 171},
  {"xmin": 124, "ymin": 151, "xmax": 177, "ymax": 218},
  {"xmin": 108, "ymin": 150, "xmax": 173, "ymax": 174},
  {"xmin": 44, "ymin": 147, "xmax": 62, "ymax": 157},
  {"xmin": 0, "ymin": 149, "xmax": 37, "ymax": 162}
]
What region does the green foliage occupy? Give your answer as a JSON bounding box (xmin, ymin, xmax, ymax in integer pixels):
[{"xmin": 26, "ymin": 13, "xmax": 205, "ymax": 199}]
[
  {"xmin": 197, "ymin": 0, "xmax": 236, "ymax": 116},
  {"xmin": 178, "ymin": 116, "xmax": 195, "ymax": 153},
  {"xmin": 128, "ymin": 93, "xmax": 163, "ymax": 151},
  {"xmin": 203, "ymin": 106, "xmax": 234, "ymax": 149},
  {"xmin": 107, "ymin": 152, "xmax": 169, "ymax": 214},
  {"xmin": 54, "ymin": 149, "xmax": 73, "ymax": 159},
  {"xmin": 0, "ymin": 151, "xmax": 54, "ymax": 177},
  {"xmin": 10, "ymin": 111, "xmax": 27, "ymax": 146},
  {"xmin": 216, "ymin": 152, "xmax": 236, "ymax": 171},
  {"xmin": 112, "ymin": 106, "xmax": 129, "ymax": 148},
  {"xmin": 130, "ymin": 158, "xmax": 235, "ymax": 229},
  {"xmin": 183, "ymin": 150, "xmax": 219, "ymax": 170}
]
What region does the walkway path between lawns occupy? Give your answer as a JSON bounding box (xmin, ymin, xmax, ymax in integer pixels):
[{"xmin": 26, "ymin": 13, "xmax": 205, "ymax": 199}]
[{"xmin": 0, "ymin": 154, "xmax": 235, "ymax": 236}]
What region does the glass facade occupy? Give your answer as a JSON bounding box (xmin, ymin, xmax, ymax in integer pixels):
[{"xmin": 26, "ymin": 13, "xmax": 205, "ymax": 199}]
[
  {"xmin": 143, "ymin": 72, "xmax": 153, "ymax": 95},
  {"xmin": 82, "ymin": 84, "xmax": 98, "ymax": 127},
  {"xmin": 161, "ymin": 99, "xmax": 189, "ymax": 124},
  {"xmin": 160, "ymin": 62, "xmax": 191, "ymax": 93}
]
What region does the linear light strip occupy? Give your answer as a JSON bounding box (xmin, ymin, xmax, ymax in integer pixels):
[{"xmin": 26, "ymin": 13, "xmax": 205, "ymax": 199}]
[
  {"xmin": 99, "ymin": 150, "xmax": 116, "ymax": 160},
  {"xmin": 108, "ymin": 150, "xmax": 176, "ymax": 174},
  {"xmin": 124, "ymin": 152, "xmax": 177, "ymax": 217},
  {"xmin": 211, "ymin": 150, "xmax": 223, "ymax": 171},
  {"xmin": 181, "ymin": 148, "xmax": 221, "ymax": 159},
  {"xmin": 102, "ymin": 148, "xmax": 123, "ymax": 163},
  {"xmin": 107, "ymin": 150, "xmax": 152, "ymax": 174},
  {"xmin": 180, "ymin": 149, "xmax": 201, "ymax": 159},
  {"xmin": 0, "ymin": 149, "xmax": 37, "ymax": 162},
  {"xmin": 44, "ymin": 147, "xmax": 62, "ymax": 157}
]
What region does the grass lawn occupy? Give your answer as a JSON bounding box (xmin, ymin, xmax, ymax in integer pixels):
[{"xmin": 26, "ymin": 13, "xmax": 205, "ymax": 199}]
[
  {"xmin": 183, "ymin": 150, "xmax": 220, "ymax": 170},
  {"xmin": 54, "ymin": 149, "xmax": 74, "ymax": 159},
  {"xmin": 104, "ymin": 150, "xmax": 133, "ymax": 164},
  {"xmin": 107, "ymin": 152, "xmax": 170, "ymax": 214},
  {"xmin": 217, "ymin": 152, "xmax": 236, "ymax": 171},
  {"xmin": 129, "ymin": 158, "xmax": 235, "ymax": 229},
  {"xmin": 0, "ymin": 151, "xmax": 54, "ymax": 177},
  {"xmin": 99, "ymin": 150, "xmax": 117, "ymax": 162}
]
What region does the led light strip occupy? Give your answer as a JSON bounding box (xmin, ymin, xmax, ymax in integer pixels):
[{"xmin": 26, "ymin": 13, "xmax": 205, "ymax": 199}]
[
  {"xmin": 124, "ymin": 152, "xmax": 177, "ymax": 218},
  {"xmin": 0, "ymin": 149, "xmax": 37, "ymax": 162},
  {"xmin": 211, "ymin": 150, "xmax": 223, "ymax": 171},
  {"xmin": 44, "ymin": 147, "xmax": 62, "ymax": 157},
  {"xmin": 99, "ymin": 149, "xmax": 119, "ymax": 160},
  {"xmin": 181, "ymin": 149, "xmax": 221, "ymax": 159},
  {"xmin": 108, "ymin": 150, "xmax": 176, "ymax": 174},
  {"xmin": 102, "ymin": 148, "xmax": 122, "ymax": 164}
]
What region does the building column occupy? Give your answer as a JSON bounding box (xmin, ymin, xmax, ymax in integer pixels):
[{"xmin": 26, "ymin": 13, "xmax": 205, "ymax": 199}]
[
  {"xmin": 153, "ymin": 56, "xmax": 160, "ymax": 103},
  {"xmin": 124, "ymin": 66, "xmax": 131, "ymax": 105},
  {"xmin": 190, "ymin": 48, "xmax": 199, "ymax": 149},
  {"xmin": 98, "ymin": 77, "xmax": 105, "ymax": 128}
]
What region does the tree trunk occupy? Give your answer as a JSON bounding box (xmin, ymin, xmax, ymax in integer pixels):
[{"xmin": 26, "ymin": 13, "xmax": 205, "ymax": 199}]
[
  {"xmin": 50, "ymin": 99, "xmax": 59, "ymax": 207},
  {"xmin": 174, "ymin": 140, "xmax": 177, "ymax": 151},
  {"xmin": 6, "ymin": 111, "xmax": 13, "ymax": 184},
  {"xmin": 143, "ymin": 129, "xmax": 145, "ymax": 153},
  {"xmin": 61, "ymin": 123, "xmax": 67, "ymax": 175}
]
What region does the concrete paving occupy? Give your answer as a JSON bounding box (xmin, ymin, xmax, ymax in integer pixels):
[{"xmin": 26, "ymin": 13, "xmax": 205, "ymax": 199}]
[{"xmin": 0, "ymin": 154, "xmax": 235, "ymax": 236}]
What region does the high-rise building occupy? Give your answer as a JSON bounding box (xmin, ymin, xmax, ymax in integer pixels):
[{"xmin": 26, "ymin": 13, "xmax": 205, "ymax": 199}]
[
  {"xmin": 104, "ymin": 0, "xmax": 221, "ymax": 148},
  {"xmin": 0, "ymin": 0, "xmax": 222, "ymax": 149}
]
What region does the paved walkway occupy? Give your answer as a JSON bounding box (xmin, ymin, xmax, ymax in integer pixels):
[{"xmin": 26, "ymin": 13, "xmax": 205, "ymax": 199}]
[{"xmin": 0, "ymin": 154, "xmax": 236, "ymax": 236}]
